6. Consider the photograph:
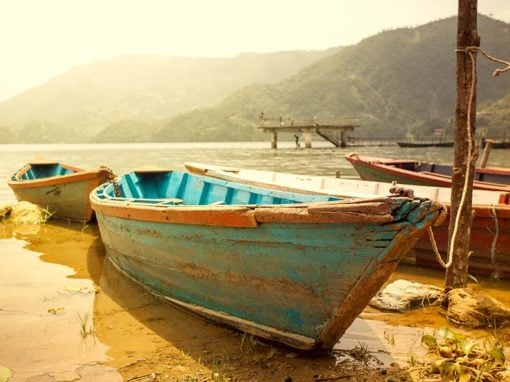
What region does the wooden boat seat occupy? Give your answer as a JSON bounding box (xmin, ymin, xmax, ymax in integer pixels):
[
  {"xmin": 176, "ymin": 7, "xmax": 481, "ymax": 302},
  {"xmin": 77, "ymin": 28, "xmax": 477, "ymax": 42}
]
[
  {"xmin": 379, "ymin": 159, "xmax": 418, "ymax": 165},
  {"xmin": 420, "ymin": 171, "xmax": 452, "ymax": 178},
  {"xmin": 25, "ymin": 169, "xmax": 36, "ymax": 180},
  {"xmin": 156, "ymin": 198, "xmax": 183, "ymax": 205}
]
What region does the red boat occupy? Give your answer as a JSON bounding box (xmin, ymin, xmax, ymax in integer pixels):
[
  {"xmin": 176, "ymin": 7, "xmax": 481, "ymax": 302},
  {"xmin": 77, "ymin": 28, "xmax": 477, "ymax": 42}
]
[
  {"xmin": 345, "ymin": 153, "xmax": 510, "ymax": 277},
  {"xmin": 345, "ymin": 153, "xmax": 510, "ymax": 192}
]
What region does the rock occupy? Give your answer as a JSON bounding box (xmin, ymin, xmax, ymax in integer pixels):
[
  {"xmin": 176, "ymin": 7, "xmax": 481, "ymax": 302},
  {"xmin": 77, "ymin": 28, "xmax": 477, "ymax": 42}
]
[
  {"xmin": 370, "ymin": 279, "xmax": 442, "ymax": 311},
  {"xmin": 9, "ymin": 201, "xmax": 49, "ymax": 225},
  {"xmin": 444, "ymin": 288, "xmax": 510, "ymax": 328}
]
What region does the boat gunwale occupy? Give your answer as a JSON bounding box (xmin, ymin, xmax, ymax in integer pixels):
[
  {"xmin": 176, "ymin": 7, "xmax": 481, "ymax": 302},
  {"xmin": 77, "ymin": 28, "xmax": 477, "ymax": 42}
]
[
  {"xmin": 346, "ymin": 153, "xmax": 510, "ymax": 192},
  {"xmin": 90, "ymin": 195, "xmax": 411, "ymax": 227},
  {"xmin": 185, "ymin": 162, "xmax": 510, "ymax": 207},
  {"xmin": 8, "ymin": 165, "xmax": 110, "ymax": 190},
  {"xmin": 90, "ymin": 175, "xmax": 442, "ymax": 227},
  {"xmin": 354, "ymin": 154, "xmax": 509, "ymax": 173}
]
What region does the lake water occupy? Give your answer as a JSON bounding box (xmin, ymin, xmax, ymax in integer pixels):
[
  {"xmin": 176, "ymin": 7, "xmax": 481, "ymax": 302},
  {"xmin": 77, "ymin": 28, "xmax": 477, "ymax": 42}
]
[
  {"xmin": 1, "ymin": 141, "xmax": 509, "ymax": 202},
  {"xmin": 1, "ymin": 142, "xmax": 509, "ymax": 381}
]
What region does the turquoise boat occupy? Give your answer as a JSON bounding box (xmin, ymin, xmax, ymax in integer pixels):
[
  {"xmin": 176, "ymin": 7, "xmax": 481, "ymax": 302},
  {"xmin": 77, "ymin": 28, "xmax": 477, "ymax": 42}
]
[
  {"xmin": 8, "ymin": 159, "xmax": 112, "ymax": 222},
  {"xmin": 90, "ymin": 168, "xmax": 445, "ymax": 351}
]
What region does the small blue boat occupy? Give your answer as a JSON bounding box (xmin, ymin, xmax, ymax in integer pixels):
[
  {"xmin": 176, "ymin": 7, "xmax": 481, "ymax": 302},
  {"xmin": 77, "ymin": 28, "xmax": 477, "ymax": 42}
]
[
  {"xmin": 8, "ymin": 159, "xmax": 112, "ymax": 222},
  {"xmin": 90, "ymin": 168, "xmax": 445, "ymax": 351}
]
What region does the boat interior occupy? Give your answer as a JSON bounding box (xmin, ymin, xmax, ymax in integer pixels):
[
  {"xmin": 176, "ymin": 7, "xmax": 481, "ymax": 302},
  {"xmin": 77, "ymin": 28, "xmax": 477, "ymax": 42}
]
[
  {"xmin": 14, "ymin": 163, "xmax": 76, "ymax": 181},
  {"xmin": 388, "ymin": 161, "xmax": 510, "ymax": 185},
  {"xmin": 98, "ymin": 170, "xmax": 339, "ymax": 206}
]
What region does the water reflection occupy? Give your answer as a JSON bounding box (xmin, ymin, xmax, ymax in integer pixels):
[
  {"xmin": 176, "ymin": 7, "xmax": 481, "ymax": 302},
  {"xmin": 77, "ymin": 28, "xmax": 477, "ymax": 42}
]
[{"xmin": 0, "ymin": 235, "xmax": 121, "ymax": 381}]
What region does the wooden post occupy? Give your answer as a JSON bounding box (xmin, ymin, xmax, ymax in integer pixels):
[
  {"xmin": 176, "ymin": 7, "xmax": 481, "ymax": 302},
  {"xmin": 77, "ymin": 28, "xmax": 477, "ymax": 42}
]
[
  {"xmin": 340, "ymin": 131, "xmax": 347, "ymax": 148},
  {"xmin": 445, "ymin": 0, "xmax": 479, "ymax": 289},
  {"xmin": 479, "ymin": 138, "xmax": 494, "ymax": 168},
  {"xmin": 304, "ymin": 131, "xmax": 312, "ymax": 148},
  {"xmin": 271, "ymin": 131, "xmax": 278, "ymax": 149}
]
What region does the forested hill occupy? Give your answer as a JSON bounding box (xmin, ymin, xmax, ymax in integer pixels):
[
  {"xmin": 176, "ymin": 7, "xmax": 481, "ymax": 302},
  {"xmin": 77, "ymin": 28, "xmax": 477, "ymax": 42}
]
[
  {"xmin": 0, "ymin": 50, "xmax": 335, "ymax": 143},
  {"xmin": 1, "ymin": 15, "xmax": 509, "ymax": 143},
  {"xmin": 154, "ymin": 14, "xmax": 510, "ymax": 142}
]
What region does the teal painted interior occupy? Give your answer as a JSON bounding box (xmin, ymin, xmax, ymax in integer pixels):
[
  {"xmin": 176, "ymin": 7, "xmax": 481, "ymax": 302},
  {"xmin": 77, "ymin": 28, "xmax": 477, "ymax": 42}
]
[
  {"xmin": 98, "ymin": 170, "xmax": 339, "ymax": 205},
  {"xmin": 16, "ymin": 163, "xmax": 75, "ymax": 180}
]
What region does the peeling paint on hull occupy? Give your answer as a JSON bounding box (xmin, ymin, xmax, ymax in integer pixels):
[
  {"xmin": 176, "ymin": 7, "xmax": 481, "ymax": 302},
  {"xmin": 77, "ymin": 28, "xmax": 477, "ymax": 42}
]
[{"xmin": 91, "ymin": 170, "xmax": 445, "ymax": 351}]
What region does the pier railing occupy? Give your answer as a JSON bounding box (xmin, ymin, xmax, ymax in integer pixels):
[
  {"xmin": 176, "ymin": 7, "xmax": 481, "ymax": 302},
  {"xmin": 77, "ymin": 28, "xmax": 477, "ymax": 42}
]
[
  {"xmin": 258, "ymin": 114, "xmax": 360, "ymax": 148},
  {"xmin": 258, "ymin": 115, "xmax": 360, "ymax": 129}
]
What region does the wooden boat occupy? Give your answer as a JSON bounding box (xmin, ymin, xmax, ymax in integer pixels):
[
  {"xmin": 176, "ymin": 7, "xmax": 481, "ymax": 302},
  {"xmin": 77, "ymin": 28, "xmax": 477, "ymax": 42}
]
[
  {"xmin": 397, "ymin": 141, "xmax": 454, "ymax": 148},
  {"xmin": 185, "ymin": 162, "xmax": 510, "ymax": 278},
  {"xmin": 481, "ymin": 138, "xmax": 510, "ymax": 150},
  {"xmin": 345, "ymin": 153, "xmax": 510, "ymax": 192},
  {"xmin": 492, "ymin": 141, "xmax": 510, "ymax": 149},
  {"xmin": 8, "ymin": 159, "xmax": 112, "ymax": 222},
  {"xmin": 90, "ymin": 168, "xmax": 444, "ymax": 351}
]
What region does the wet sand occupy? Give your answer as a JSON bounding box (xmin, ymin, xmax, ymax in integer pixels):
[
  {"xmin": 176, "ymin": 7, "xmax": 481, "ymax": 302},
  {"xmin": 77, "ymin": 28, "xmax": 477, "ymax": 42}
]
[{"xmin": 1, "ymin": 220, "xmax": 509, "ymax": 381}]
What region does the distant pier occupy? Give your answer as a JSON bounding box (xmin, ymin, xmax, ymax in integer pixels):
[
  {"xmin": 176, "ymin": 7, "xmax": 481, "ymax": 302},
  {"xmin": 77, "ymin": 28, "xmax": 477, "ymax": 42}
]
[{"xmin": 259, "ymin": 113, "xmax": 359, "ymax": 149}]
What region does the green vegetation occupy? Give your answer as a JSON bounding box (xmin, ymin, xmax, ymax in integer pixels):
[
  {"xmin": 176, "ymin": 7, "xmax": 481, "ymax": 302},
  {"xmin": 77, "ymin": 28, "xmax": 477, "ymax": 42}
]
[
  {"xmin": 1, "ymin": 15, "xmax": 510, "ymax": 143},
  {"xmin": 418, "ymin": 327, "xmax": 508, "ymax": 381},
  {"xmin": 478, "ymin": 95, "xmax": 510, "ymax": 139},
  {"xmin": 77, "ymin": 312, "xmax": 95, "ymax": 338}
]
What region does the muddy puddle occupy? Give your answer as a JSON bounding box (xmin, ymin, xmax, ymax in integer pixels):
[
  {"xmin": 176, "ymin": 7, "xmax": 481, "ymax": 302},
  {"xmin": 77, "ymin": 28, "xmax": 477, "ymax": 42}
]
[{"xmin": 1, "ymin": 220, "xmax": 509, "ymax": 381}]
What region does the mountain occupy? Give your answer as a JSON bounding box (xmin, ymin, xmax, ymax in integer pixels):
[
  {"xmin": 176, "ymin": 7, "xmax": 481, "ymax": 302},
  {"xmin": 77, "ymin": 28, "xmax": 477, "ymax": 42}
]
[
  {"xmin": 478, "ymin": 95, "xmax": 510, "ymax": 139},
  {"xmin": 0, "ymin": 50, "xmax": 335, "ymax": 143},
  {"xmin": 155, "ymin": 14, "xmax": 510, "ymax": 142},
  {"xmin": 2, "ymin": 15, "xmax": 509, "ymax": 144}
]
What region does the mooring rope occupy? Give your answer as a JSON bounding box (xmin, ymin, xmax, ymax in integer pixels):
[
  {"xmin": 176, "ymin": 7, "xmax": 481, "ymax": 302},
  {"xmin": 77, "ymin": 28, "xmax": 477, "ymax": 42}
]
[
  {"xmin": 439, "ymin": 46, "xmax": 479, "ymax": 269},
  {"xmin": 435, "ymin": 46, "xmax": 510, "ymax": 269},
  {"xmin": 490, "ymin": 205, "xmax": 500, "ymax": 279},
  {"xmin": 428, "ymin": 226, "xmax": 451, "ymax": 268},
  {"xmin": 475, "ymin": 47, "xmax": 510, "ymax": 77}
]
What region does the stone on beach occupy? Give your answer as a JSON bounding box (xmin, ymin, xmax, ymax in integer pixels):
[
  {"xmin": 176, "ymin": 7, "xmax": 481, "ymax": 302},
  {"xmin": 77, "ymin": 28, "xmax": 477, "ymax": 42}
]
[
  {"xmin": 370, "ymin": 279, "xmax": 443, "ymax": 311},
  {"xmin": 444, "ymin": 288, "xmax": 510, "ymax": 328},
  {"xmin": 3, "ymin": 201, "xmax": 49, "ymax": 225}
]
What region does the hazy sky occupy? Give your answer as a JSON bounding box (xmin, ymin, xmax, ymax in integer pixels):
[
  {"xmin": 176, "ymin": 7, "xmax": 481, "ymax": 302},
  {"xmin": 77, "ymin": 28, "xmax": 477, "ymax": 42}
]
[{"xmin": 1, "ymin": 0, "xmax": 510, "ymax": 102}]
